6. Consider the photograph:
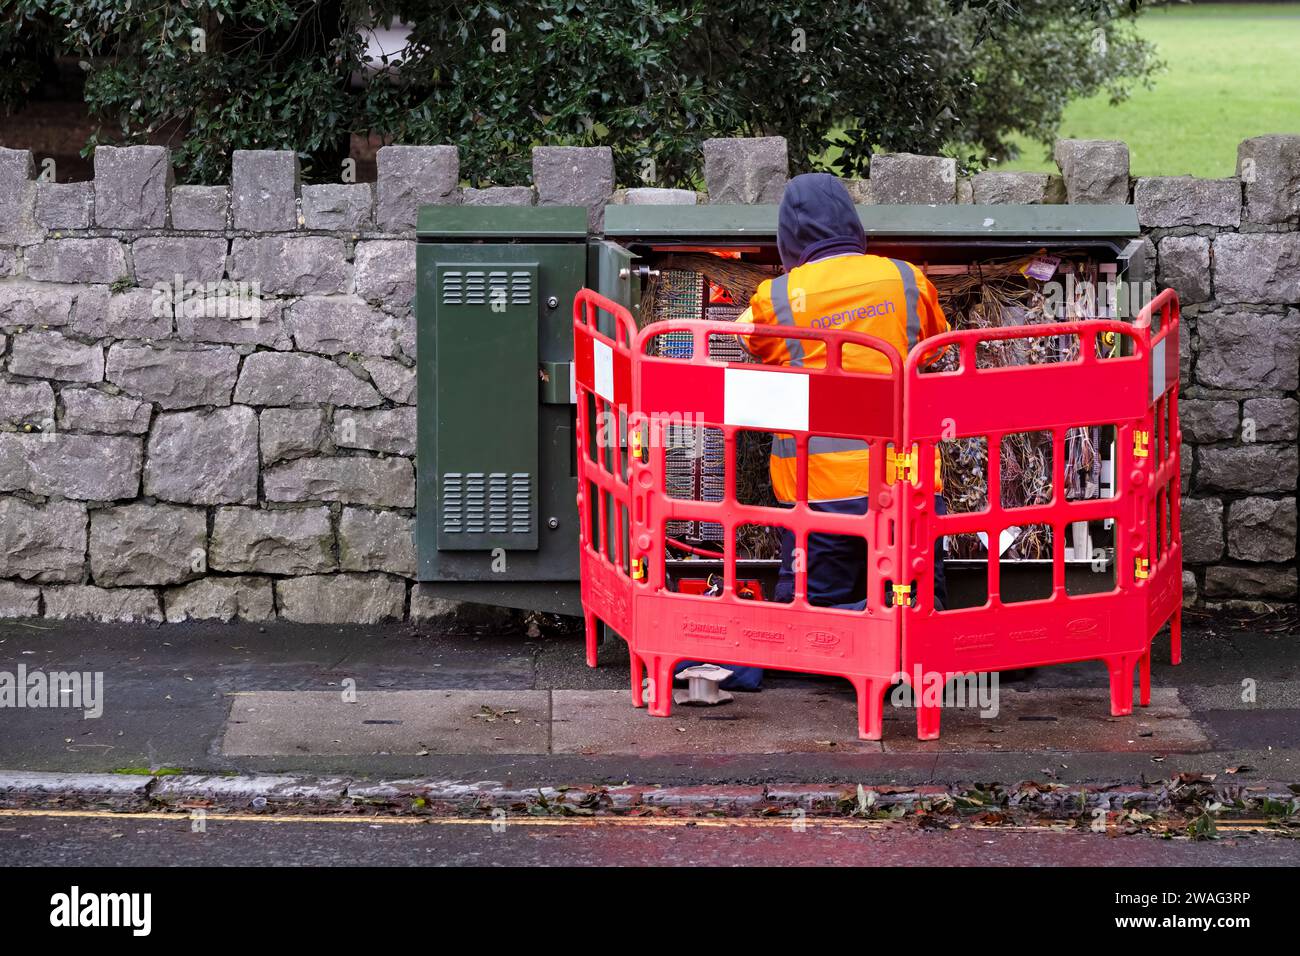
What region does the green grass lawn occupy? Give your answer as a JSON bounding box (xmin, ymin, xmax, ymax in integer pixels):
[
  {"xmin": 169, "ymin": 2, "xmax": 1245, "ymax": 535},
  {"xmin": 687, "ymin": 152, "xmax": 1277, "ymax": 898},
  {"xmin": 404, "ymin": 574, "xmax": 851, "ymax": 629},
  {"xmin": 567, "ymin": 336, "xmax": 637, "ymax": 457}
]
[{"xmin": 996, "ymin": 2, "xmax": 1300, "ymax": 177}]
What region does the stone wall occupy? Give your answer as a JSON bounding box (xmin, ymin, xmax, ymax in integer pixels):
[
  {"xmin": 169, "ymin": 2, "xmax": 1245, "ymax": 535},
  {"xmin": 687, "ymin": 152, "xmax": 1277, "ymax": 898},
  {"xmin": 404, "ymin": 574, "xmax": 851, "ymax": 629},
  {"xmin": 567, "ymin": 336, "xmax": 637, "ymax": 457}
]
[{"xmin": 0, "ymin": 136, "xmax": 1297, "ymax": 622}]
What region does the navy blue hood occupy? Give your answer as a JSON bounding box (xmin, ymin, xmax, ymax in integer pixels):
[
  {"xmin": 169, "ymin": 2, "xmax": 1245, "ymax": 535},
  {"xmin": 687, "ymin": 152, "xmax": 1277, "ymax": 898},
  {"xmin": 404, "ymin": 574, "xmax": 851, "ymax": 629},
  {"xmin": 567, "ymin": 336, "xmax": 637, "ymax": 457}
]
[{"xmin": 777, "ymin": 173, "xmax": 867, "ymax": 272}]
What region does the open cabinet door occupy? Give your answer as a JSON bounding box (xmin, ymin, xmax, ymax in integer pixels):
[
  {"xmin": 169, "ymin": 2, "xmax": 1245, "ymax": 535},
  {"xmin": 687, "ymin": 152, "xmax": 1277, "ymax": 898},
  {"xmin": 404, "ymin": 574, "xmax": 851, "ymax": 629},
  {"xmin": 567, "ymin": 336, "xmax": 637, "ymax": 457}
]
[{"xmin": 589, "ymin": 239, "xmax": 639, "ymax": 330}]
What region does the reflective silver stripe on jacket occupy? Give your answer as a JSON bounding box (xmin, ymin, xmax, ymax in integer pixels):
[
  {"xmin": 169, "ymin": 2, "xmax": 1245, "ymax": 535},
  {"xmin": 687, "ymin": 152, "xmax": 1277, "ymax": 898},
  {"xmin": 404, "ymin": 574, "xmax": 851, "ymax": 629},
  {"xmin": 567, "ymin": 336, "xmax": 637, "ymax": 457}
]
[
  {"xmin": 770, "ymin": 274, "xmax": 805, "ymax": 368},
  {"xmin": 771, "ymin": 436, "xmax": 870, "ymax": 459},
  {"xmin": 889, "ymin": 258, "xmax": 921, "ymax": 351}
]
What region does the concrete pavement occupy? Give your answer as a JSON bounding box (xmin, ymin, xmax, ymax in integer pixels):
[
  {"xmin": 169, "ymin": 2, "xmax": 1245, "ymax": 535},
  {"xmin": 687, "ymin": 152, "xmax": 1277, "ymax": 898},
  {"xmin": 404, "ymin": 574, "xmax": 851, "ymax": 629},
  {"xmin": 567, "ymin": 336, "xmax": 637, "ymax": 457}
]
[{"xmin": 0, "ymin": 612, "xmax": 1297, "ymax": 793}]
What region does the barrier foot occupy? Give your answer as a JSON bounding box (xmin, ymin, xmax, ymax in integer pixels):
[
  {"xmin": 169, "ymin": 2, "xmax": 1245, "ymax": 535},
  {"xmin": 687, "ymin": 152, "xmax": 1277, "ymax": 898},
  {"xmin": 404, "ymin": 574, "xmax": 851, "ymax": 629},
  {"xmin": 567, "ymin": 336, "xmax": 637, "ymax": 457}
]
[
  {"xmin": 630, "ymin": 654, "xmax": 645, "ymax": 708},
  {"xmin": 584, "ymin": 612, "xmax": 599, "ymax": 668},
  {"xmin": 854, "ymin": 678, "xmax": 885, "ymax": 741},
  {"xmin": 1139, "ymin": 649, "xmax": 1151, "ymax": 708},
  {"xmin": 1106, "ymin": 655, "xmax": 1137, "ymax": 716},
  {"xmin": 1170, "ymin": 607, "xmax": 1183, "ymax": 666},
  {"xmin": 647, "ymin": 656, "xmax": 675, "ymax": 718},
  {"xmin": 916, "ymin": 702, "xmax": 941, "ymax": 741}
]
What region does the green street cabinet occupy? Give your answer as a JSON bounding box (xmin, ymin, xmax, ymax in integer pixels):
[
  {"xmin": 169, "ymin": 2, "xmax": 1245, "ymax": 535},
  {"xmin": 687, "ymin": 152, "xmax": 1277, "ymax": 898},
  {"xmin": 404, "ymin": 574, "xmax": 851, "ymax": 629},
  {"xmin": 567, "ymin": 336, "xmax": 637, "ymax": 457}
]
[{"xmin": 415, "ymin": 202, "xmax": 1144, "ymax": 616}]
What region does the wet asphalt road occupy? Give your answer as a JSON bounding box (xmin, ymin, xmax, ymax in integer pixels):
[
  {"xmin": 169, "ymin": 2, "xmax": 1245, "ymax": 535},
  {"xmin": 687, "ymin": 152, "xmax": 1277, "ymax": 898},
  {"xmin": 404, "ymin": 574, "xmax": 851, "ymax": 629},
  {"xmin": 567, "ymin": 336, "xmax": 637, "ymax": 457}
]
[{"xmin": 1, "ymin": 811, "xmax": 1296, "ymax": 867}]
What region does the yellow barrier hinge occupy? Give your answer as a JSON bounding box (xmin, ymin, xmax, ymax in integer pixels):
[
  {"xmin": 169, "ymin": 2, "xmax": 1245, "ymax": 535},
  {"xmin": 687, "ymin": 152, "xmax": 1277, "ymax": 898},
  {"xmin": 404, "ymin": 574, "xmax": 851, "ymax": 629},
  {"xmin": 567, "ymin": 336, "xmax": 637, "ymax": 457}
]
[
  {"xmin": 1133, "ymin": 430, "xmax": 1150, "ymax": 459},
  {"xmin": 631, "ymin": 557, "xmax": 646, "ymax": 581},
  {"xmin": 892, "ymin": 583, "xmax": 913, "ymax": 607},
  {"xmin": 886, "ymin": 444, "xmax": 919, "ymax": 485},
  {"xmin": 630, "ymin": 428, "xmax": 644, "ymax": 462},
  {"xmin": 1134, "ymin": 557, "xmax": 1150, "ymax": 580}
]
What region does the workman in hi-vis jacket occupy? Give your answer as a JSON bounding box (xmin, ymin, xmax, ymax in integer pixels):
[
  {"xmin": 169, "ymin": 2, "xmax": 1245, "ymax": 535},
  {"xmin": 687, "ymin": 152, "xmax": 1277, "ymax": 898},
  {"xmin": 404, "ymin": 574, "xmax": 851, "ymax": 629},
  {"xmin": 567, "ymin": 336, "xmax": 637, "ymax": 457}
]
[
  {"xmin": 745, "ymin": 173, "xmax": 951, "ymax": 611},
  {"xmin": 676, "ymin": 173, "xmax": 951, "ymax": 694}
]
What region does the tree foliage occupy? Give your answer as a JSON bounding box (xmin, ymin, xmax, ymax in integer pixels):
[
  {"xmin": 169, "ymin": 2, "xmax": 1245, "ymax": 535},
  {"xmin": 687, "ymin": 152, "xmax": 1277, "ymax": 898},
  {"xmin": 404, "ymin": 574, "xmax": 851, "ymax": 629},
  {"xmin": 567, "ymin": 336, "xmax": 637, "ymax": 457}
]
[{"xmin": 0, "ymin": 0, "xmax": 1159, "ymax": 185}]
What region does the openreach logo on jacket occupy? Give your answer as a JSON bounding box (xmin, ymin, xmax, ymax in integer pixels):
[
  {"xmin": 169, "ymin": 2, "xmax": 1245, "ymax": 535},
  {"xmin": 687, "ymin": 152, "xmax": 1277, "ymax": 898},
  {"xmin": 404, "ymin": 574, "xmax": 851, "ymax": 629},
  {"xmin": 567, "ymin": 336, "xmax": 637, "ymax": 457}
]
[
  {"xmin": 49, "ymin": 887, "xmax": 151, "ymax": 936},
  {"xmin": 809, "ymin": 299, "xmax": 896, "ymax": 330}
]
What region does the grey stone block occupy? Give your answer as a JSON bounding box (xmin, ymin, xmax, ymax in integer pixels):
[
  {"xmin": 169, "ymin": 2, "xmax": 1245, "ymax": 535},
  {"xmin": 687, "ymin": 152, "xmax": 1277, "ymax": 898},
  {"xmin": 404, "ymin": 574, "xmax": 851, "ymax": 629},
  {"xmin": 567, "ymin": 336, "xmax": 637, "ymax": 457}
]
[
  {"xmin": 1180, "ymin": 497, "xmax": 1224, "ymax": 564},
  {"xmin": 338, "ymin": 508, "xmax": 415, "ymax": 577},
  {"xmin": 533, "ymin": 145, "xmax": 616, "ymax": 230},
  {"xmin": 43, "ymin": 585, "xmax": 162, "ymax": 623},
  {"xmin": 57, "ymin": 388, "xmax": 152, "ymax": 435},
  {"xmin": 1204, "ymin": 565, "xmax": 1297, "ymax": 600},
  {"xmin": 286, "ymin": 295, "xmax": 406, "ymax": 358},
  {"xmin": 1227, "ymin": 497, "xmax": 1296, "ymax": 562},
  {"xmin": 7, "ymin": 331, "xmax": 103, "ymax": 382},
  {"xmin": 0, "ymin": 497, "xmax": 87, "ymax": 582},
  {"xmin": 233, "ymin": 352, "xmax": 381, "ymax": 407},
  {"xmin": 0, "ymin": 147, "xmax": 43, "ymax": 243},
  {"xmin": 843, "ymin": 179, "xmax": 873, "ymax": 205},
  {"xmin": 1242, "ymin": 398, "xmax": 1299, "ymax": 442},
  {"xmin": 144, "ymin": 405, "xmax": 259, "ymax": 505},
  {"xmin": 263, "ymin": 456, "xmax": 414, "ymax": 507},
  {"xmin": 131, "ymin": 236, "xmax": 227, "ymax": 285},
  {"xmin": 332, "ymin": 407, "xmax": 415, "ymax": 456},
  {"xmin": 175, "ymin": 297, "xmax": 292, "ymax": 350},
  {"xmin": 35, "ymin": 182, "xmax": 94, "ymax": 229},
  {"xmin": 624, "ymin": 188, "xmax": 697, "ymax": 205},
  {"xmin": 90, "ymin": 503, "xmax": 207, "ymax": 586},
  {"xmin": 275, "ymin": 572, "xmax": 405, "ymax": 624},
  {"xmin": 301, "ymin": 183, "xmax": 373, "ymax": 231},
  {"xmin": 869, "ymin": 154, "xmax": 958, "ymax": 204},
  {"xmin": 260, "ymin": 408, "xmax": 330, "ymax": 465},
  {"xmin": 1179, "ymin": 317, "xmax": 1193, "ymax": 384},
  {"xmin": 93, "ymin": 145, "xmax": 171, "ymax": 229},
  {"xmin": 1133, "ymin": 177, "xmax": 1240, "ymax": 227},
  {"xmin": 375, "ymin": 145, "xmax": 459, "ymax": 232},
  {"xmin": 1237, "ymin": 134, "xmax": 1300, "ymax": 224},
  {"xmin": 25, "ymin": 238, "xmax": 128, "ymax": 284},
  {"xmin": 210, "ymin": 506, "xmax": 335, "ymax": 575},
  {"xmin": 0, "ymin": 282, "xmax": 78, "ymax": 327},
  {"xmin": 1212, "ymin": 233, "xmax": 1300, "ymax": 304},
  {"xmin": 0, "ymin": 432, "xmax": 141, "ymax": 500},
  {"xmin": 83, "ymin": 286, "xmax": 173, "ymax": 341},
  {"xmin": 1178, "ymin": 399, "xmax": 1237, "ymax": 444},
  {"xmin": 970, "ymin": 172, "xmax": 1057, "ymax": 205},
  {"xmin": 171, "ymin": 185, "xmax": 229, "ymax": 231},
  {"xmin": 359, "ymin": 356, "xmax": 415, "ymax": 405},
  {"xmin": 1197, "ymin": 445, "xmax": 1298, "ymax": 494},
  {"xmin": 106, "ymin": 343, "xmax": 240, "ymax": 408},
  {"xmin": 0, "ymin": 380, "xmax": 55, "ymax": 427},
  {"xmin": 231, "ymin": 150, "xmax": 299, "ymax": 231},
  {"xmin": 1182, "ymin": 570, "xmax": 1197, "ymax": 608},
  {"xmin": 1053, "ymin": 139, "xmax": 1130, "ymax": 204},
  {"xmin": 701, "ymin": 138, "xmax": 787, "ymax": 205},
  {"xmin": 1195, "ymin": 309, "xmax": 1300, "ymax": 391},
  {"xmin": 228, "ymin": 236, "xmax": 351, "ymax": 295},
  {"xmin": 0, "ymin": 580, "xmax": 41, "ymax": 618},
  {"xmin": 164, "ymin": 576, "xmax": 275, "ymax": 623},
  {"xmin": 463, "ymin": 186, "xmax": 535, "ymax": 207},
  {"xmin": 353, "ymin": 239, "xmax": 415, "ymax": 307},
  {"xmin": 1156, "ymin": 235, "xmax": 1211, "ymax": 303}
]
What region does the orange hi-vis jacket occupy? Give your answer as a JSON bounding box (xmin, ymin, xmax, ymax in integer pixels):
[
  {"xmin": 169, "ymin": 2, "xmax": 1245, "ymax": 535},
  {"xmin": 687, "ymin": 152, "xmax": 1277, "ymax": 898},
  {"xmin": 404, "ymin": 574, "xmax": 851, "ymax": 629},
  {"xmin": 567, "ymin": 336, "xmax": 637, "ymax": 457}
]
[{"xmin": 741, "ymin": 253, "xmax": 949, "ymax": 504}]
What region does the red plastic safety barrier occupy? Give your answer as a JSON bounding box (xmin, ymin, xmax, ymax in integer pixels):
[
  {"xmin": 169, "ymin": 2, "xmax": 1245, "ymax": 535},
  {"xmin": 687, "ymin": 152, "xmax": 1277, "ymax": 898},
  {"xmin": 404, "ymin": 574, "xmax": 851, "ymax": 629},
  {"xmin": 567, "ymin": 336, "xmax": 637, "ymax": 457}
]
[
  {"xmin": 628, "ymin": 313, "xmax": 906, "ymax": 740},
  {"xmin": 1137, "ymin": 289, "xmax": 1183, "ymax": 667},
  {"xmin": 898, "ymin": 318, "xmax": 1164, "ymax": 739},
  {"xmin": 573, "ymin": 290, "xmax": 638, "ymax": 674},
  {"xmin": 573, "ymin": 286, "xmax": 1183, "ymax": 740}
]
